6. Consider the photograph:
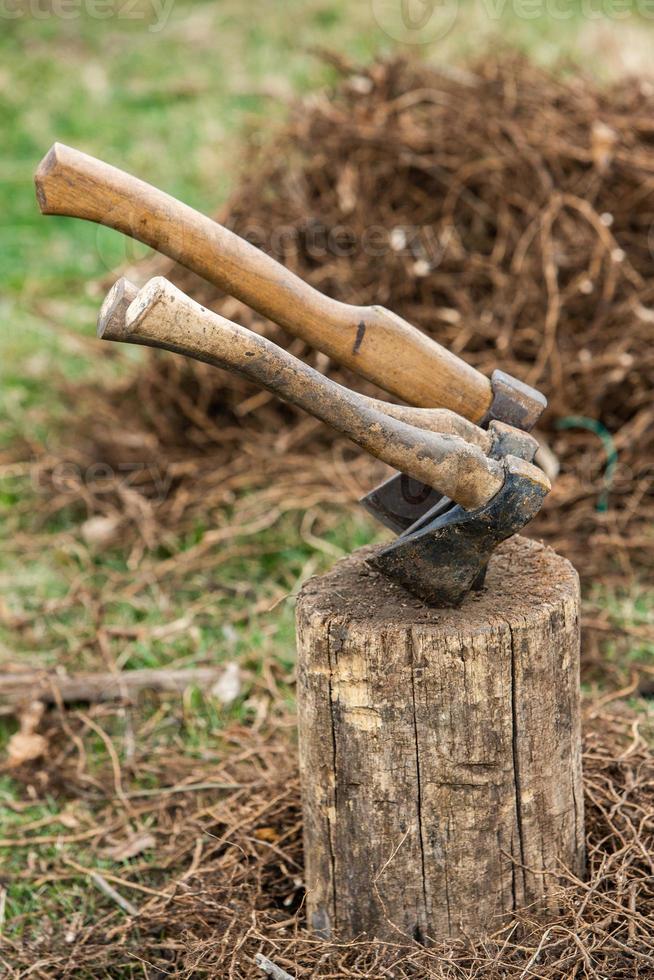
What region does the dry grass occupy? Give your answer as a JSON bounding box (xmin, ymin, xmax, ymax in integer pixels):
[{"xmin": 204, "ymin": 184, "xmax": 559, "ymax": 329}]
[{"xmin": 2, "ymin": 699, "xmax": 652, "ymax": 978}]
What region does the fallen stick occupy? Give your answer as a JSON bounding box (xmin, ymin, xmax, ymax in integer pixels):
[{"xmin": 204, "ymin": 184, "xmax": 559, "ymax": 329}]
[
  {"xmin": 254, "ymin": 954, "xmax": 296, "ymax": 980},
  {"xmin": 0, "ymin": 667, "xmax": 232, "ymax": 709},
  {"xmin": 89, "ymin": 871, "xmax": 139, "ymax": 917}
]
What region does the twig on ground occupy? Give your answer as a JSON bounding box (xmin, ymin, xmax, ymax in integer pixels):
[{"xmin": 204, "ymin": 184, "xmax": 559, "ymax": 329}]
[
  {"xmin": 255, "ymin": 952, "xmax": 296, "ymax": 980},
  {"xmin": 0, "ymin": 666, "xmax": 233, "ymax": 709},
  {"xmin": 89, "ymin": 872, "xmax": 139, "ymax": 917}
]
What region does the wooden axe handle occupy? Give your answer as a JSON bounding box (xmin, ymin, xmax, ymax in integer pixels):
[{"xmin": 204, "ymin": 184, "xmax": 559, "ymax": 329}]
[
  {"xmin": 99, "ymin": 277, "xmax": 505, "ymax": 510},
  {"xmin": 36, "ymin": 142, "xmax": 493, "ymax": 419},
  {"xmin": 99, "ymin": 278, "xmax": 493, "ymax": 453}
]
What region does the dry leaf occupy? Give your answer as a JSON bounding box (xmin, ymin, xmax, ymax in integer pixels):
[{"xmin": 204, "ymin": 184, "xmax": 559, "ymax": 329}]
[
  {"xmin": 591, "ymin": 120, "xmax": 617, "ymax": 174},
  {"xmin": 81, "ymin": 515, "xmax": 121, "ymax": 549},
  {"xmin": 336, "ymin": 164, "xmax": 358, "ymax": 215},
  {"xmin": 7, "ymin": 731, "xmax": 48, "ymax": 767},
  {"xmin": 254, "ymin": 826, "xmax": 280, "ymax": 843},
  {"xmin": 534, "ymin": 439, "xmax": 560, "ymax": 482},
  {"xmin": 104, "ymin": 832, "xmax": 156, "ymax": 862},
  {"xmin": 7, "ymin": 701, "xmax": 47, "ymax": 767},
  {"xmin": 210, "ymin": 662, "xmax": 241, "ymax": 706},
  {"xmin": 59, "ymin": 809, "xmax": 81, "ymax": 830}
]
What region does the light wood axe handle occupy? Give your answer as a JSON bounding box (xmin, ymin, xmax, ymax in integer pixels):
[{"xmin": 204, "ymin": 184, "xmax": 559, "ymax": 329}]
[
  {"xmin": 98, "ymin": 277, "xmax": 504, "ymax": 510},
  {"xmin": 35, "ymin": 142, "xmax": 493, "ymax": 419},
  {"xmin": 100, "ymin": 278, "xmax": 493, "ymax": 453}
]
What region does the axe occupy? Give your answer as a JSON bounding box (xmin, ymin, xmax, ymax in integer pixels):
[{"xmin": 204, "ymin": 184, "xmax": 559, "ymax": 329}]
[
  {"xmin": 34, "ymin": 143, "xmax": 546, "ymax": 531},
  {"xmin": 97, "ymin": 276, "xmax": 550, "ymax": 606}
]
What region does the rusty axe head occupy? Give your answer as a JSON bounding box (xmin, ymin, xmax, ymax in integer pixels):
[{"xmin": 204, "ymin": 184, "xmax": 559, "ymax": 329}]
[
  {"xmin": 367, "ymin": 455, "xmax": 550, "ymax": 607},
  {"xmin": 361, "ymin": 370, "xmax": 547, "ymax": 534},
  {"xmin": 362, "ymin": 409, "xmax": 550, "ymax": 608}
]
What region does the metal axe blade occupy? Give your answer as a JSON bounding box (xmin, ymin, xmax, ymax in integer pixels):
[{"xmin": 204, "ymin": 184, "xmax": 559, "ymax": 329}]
[
  {"xmin": 361, "ymin": 371, "xmax": 547, "ymax": 532},
  {"xmin": 366, "ymin": 455, "xmax": 550, "ymax": 608}
]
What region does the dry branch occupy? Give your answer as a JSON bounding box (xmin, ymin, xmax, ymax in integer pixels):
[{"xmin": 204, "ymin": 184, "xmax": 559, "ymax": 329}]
[
  {"xmin": 255, "ymin": 953, "xmax": 296, "ymax": 980},
  {"xmin": 0, "ymin": 667, "xmax": 231, "ymax": 709}
]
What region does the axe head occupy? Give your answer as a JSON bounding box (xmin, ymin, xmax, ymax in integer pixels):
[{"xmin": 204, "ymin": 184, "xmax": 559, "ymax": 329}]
[
  {"xmin": 361, "ymin": 370, "xmax": 547, "ymax": 533},
  {"xmin": 361, "ymin": 475, "xmax": 446, "ymax": 535},
  {"xmin": 361, "ymin": 420, "xmax": 541, "ymax": 534},
  {"xmin": 366, "ymin": 456, "xmax": 550, "ymax": 607}
]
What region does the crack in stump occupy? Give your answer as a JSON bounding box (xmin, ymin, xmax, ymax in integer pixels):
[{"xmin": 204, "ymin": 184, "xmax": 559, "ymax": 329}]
[{"xmin": 408, "ymin": 631, "xmax": 430, "ymax": 941}]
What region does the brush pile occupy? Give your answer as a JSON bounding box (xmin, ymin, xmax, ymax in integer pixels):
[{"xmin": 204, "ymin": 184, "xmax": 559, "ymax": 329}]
[{"xmin": 39, "ymin": 53, "xmax": 654, "ymax": 584}]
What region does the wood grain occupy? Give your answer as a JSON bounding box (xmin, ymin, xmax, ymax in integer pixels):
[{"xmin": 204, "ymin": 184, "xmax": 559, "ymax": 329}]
[
  {"xmin": 97, "ymin": 277, "xmax": 139, "ymax": 341},
  {"xmin": 35, "ymin": 142, "xmax": 493, "ymax": 417},
  {"xmin": 296, "ymin": 536, "xmax": 584, "ymax": 942},
  {"xmin": 109, "ymin": 277, "xmax": 507, "ymax": 510}
]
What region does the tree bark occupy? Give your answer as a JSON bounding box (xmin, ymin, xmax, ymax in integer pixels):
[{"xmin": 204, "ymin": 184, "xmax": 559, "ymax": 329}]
[{"xmin": 296, "ymin": 535, "xmax": 584, "ymax": 942}]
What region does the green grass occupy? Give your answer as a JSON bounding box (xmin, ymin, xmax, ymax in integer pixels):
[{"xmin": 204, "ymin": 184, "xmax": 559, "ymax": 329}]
[
  {"xmin": 590, "ymin": 583, "xmax": 654, "ymax": 670},
  {"xmin": 2, "ymin": 0, "xmax": 654, "ymax": 959},
  {"xmin": 0, "ymin": 1, "xmax": 384, "ymax": 448}
]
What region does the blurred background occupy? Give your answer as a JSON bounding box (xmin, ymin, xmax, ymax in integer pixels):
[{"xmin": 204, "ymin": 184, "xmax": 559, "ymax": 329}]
[{"xmin": 1, "ymin": 2, "xmax": 654, "ymax": 975}]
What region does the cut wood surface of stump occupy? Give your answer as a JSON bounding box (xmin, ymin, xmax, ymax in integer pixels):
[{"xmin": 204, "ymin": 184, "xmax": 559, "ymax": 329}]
[{"xmin": 296, "ymin": 535, "xmax": 584, "ymax": 943}]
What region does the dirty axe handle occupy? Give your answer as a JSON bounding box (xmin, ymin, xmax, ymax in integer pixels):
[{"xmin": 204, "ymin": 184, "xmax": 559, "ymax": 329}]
[
  {"xmin": 99, "ymin": 277, "xmax": 505, "ymax": 510},
  {"xmin": 35, "ymin": 142, "xmax": 493, "ymax": 419},
  {"xmin": 100, "ymin": 278, "xmax": 493, "ymax": 453}
]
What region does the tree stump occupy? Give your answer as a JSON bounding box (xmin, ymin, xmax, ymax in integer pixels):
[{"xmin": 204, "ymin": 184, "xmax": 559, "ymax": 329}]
[{"xmin": 296, "ymin": 535, "xmax": 584, "ymax": 942}]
